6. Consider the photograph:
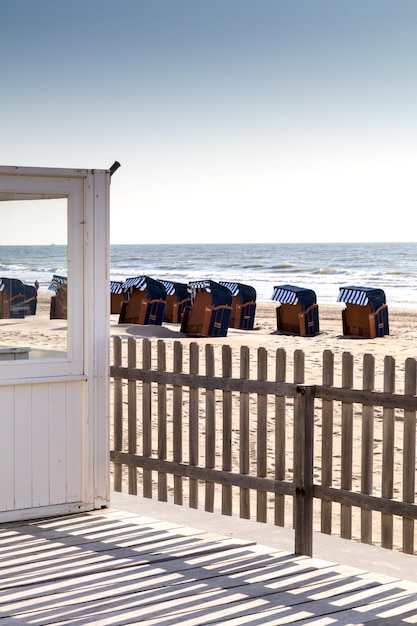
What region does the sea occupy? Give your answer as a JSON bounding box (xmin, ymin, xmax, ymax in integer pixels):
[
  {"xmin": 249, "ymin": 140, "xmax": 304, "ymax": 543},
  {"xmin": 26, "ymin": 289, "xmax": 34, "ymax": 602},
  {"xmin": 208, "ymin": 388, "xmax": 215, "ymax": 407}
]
[{"xmin": 1, "ymin": 242, "xmax": 417, "ymax": 308}]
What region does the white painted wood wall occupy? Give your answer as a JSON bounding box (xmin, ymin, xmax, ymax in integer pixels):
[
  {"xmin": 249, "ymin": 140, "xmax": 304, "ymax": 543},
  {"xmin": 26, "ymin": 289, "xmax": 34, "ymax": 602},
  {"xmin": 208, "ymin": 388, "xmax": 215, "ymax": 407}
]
[{"xmin": 0, "ymin": 166, "xmax": 111, "ymax": 522}]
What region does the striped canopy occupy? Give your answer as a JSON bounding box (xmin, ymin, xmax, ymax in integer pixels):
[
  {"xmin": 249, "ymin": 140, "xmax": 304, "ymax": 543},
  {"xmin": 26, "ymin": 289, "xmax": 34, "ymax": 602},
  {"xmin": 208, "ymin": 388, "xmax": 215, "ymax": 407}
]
[
  {"xmin": 122, "ymin": 276, "xmax": 147, "ymax": 291},
  {"xmin": 219, "ymin": 281, "xmax": 239, "ymax": 296},
  {"xmin": 48, "ymin": 275, "xmax": 68, "ymax": 292},
  {"xmin": 188, "ymin": 280, "xmax": 212, "ymax": 293},
  {"xmin": 110, "ymin": 281, "xmax": 124, "ymax": 295},
  {"xmin": 272, "ymin": 284, "xmax": 317, "ymax": 310},
  {"xmin": 0, "ymin": 279, "xmax": 3, "ymax": 292},
  {"xmin": 159, "ymin": 280, "xmax": 177, "ymax": 296},
  {"xmin": 160, "ymin": 280, "xmax": 190, "ymax": 301},
  {"xmin": 121, "ymin": 276, "xmax": 167, "ymax": 301},
  {"xmin": 220, "ymin": 281, "xmax": 256, "ymax": 303},
  {"xmin": 337, "ymin": 286, "xmax": 386, "ymax": 311}
]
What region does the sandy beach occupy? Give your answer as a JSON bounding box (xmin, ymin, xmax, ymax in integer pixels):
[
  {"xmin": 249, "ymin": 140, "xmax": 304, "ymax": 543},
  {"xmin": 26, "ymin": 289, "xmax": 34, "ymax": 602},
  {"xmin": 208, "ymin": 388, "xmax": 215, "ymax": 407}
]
[{"xmin": 3, "ymin": 292, "xmax": 417, "ymax": 373}]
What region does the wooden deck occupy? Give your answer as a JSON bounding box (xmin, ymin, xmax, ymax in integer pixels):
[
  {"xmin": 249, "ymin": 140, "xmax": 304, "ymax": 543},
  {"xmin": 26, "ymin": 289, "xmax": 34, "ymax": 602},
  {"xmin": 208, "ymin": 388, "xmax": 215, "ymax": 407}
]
[{"xmin": 1, "ymin": 502, "xmax": 417, "ymax": 625}]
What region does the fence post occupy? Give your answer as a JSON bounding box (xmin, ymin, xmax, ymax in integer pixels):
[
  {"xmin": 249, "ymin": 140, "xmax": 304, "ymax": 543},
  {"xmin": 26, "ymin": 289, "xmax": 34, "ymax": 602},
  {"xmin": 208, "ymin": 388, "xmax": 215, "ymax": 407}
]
[{"xmin": 293, "ymin": 384, "xmax": 314, "ymax": 556}]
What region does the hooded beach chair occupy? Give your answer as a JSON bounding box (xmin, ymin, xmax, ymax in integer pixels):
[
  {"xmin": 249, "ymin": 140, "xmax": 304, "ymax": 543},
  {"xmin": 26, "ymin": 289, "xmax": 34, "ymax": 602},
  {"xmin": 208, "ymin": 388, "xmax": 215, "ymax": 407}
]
[
  {"xmin": 337, "ymin": 286, "xmax": 389, "ymax": 338},
  {"xmin": 180, "ymin": 280, "xmax": 233, "ymax": 337},
  {"xmin": 0, "ymin": 277, "xmax": 38, "ymax": 319},
  {"xmin": 159, "ymin": 280, "xmax": 191, "ymax": 323},
  {"xmin": 110, "ymin": 280, "xmax": 125, "ymax": 314},
  {"xmin": 272, "ymin": 284, "xmax": 320, "ymax": 336},
  {"xmin": 220, "ymin": 281, "xmax": 257, "ymax": 330},
  {"xmin": 49, "ymin": 275, "xmax": 68, "ymax": 319},
  {"xmin": 118, "ymin": 275, "xmax": 167, "ymax": 325}
]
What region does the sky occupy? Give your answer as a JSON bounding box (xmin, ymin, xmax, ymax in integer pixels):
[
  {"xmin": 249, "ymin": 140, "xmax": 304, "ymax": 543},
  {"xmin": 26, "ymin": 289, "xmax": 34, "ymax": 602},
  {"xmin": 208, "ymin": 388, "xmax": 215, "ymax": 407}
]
[{"xmin": 1, "ymin": 0, "xmax": 417, "ymax": 245}]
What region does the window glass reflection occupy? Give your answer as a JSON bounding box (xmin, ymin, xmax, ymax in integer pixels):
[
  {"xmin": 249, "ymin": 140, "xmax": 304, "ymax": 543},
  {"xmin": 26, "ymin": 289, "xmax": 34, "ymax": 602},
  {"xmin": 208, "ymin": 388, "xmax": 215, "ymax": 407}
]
[{"xmin": 0, "ymin": 198, "xmax": 68, "ymax": 359}]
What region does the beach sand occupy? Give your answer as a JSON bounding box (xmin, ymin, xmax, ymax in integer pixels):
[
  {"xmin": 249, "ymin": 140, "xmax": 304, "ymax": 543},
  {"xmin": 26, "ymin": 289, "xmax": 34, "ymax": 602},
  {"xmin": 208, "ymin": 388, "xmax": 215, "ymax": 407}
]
[
  {"xmin": 2, "ymin": 292, "xmax": 416, "ymax": 551},
  {"xmin": 3, "ymin": 292, "xmax": 417, "ymax": 369}
]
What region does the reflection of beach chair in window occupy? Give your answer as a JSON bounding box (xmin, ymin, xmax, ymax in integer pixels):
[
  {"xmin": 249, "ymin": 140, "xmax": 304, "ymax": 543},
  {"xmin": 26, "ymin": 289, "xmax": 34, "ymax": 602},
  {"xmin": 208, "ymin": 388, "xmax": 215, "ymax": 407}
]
[
  {"xmin": 160, "ymin": 281, "xmax": 191, "ymax": 323},
  {"xmin": 272, "ymin": 284, "xmax": 320, "ymax": 336},
  {"xmin": 118, "ymin": 276, "xmax": 166, "ymax": 325},
  {"xmin": 180, "ymin": 280, "xmax": 233, "ymax": 337},
  {"xmin": 110, "ymin": 281, "xmax": 125, "ymax": 314},
  {"xmin": 338, "ymin": 286, "xmax": 389, "ymax": 338},
  {"xmin": 220, "ymin": 282, "xmax": 257, "ymax": 330},
  {"xmin": 0, "ymin": 277, "xmax": 38, "ymax": 318},
  {"xmin": 49, "ymin": 275, "xmax": 68, "ymax": 319}
]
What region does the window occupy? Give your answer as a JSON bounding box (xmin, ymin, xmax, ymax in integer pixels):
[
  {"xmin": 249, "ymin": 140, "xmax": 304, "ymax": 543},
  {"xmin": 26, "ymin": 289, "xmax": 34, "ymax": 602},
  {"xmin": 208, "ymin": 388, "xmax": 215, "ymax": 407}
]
[{"xmin": 0, "ymin": 173, "xmax": 85, "ymax": 377}]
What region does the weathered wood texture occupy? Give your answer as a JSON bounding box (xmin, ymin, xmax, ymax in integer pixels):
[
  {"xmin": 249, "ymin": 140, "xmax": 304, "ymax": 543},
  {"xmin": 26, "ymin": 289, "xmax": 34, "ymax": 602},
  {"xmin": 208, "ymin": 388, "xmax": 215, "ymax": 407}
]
[
  {"xmin": 1, "ymin": 509, "xmax": 417, "ymax": 625},
  {"xmin": 110, "ymin": 337, "xmax": 417, "ymax": 557}
]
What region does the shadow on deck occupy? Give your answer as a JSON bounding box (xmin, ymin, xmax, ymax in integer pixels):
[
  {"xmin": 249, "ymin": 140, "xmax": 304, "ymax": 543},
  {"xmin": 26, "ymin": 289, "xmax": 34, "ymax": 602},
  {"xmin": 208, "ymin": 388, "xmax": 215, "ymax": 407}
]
[{"xmin": 0, "ymin": 492, "xmax": 416, "ymax": 625}]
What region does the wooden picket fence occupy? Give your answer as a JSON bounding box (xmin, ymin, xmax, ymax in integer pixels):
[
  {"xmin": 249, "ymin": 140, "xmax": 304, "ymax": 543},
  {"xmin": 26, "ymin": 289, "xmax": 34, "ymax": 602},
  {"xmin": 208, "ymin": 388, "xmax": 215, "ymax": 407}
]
[{"xmin": 110, "ymin": 336, "xmax": 417, "ymax": 557}]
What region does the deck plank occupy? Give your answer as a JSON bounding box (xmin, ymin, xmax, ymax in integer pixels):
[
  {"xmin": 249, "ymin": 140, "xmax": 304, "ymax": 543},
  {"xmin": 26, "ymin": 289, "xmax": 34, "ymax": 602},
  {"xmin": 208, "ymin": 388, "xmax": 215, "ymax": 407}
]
[{"xmin": 0, "ymin": 509, "xmax": 416, "ymax": 625}]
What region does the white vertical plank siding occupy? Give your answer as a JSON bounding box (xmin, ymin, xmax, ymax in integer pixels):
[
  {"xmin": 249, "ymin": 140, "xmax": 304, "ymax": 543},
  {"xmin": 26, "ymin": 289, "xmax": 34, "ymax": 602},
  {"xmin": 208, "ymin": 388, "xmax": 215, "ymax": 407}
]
[
  {"xmin": 14, "ymin": 385, "xmax": 32, "ymax": 510},
  {"xmin": 66, "ymin": 381, "xmax": 85, "ymax": 503},
  {"xmin": 49, "ymin": 382, "xmax": 68, "ymax": 504},
  {"xmin": 0, "ymin": 386, "xmax": 15, "ymax": 510},
  {"xmin": 31, "ymin": 384, "xmax": 50, "ymax": 507}
]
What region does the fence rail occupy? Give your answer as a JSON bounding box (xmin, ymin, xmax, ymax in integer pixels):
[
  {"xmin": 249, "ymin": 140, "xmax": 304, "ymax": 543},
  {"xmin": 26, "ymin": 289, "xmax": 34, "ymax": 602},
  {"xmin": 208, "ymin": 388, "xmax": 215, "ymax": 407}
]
[{"xmin": 110, "ymin": 336, "xmax": 417, "ymax": 557}]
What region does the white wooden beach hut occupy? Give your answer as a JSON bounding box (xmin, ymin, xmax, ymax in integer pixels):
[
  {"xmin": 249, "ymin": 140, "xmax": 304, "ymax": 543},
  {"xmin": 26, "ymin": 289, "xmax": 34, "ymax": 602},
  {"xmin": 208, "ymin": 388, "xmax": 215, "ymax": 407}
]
[{"xmin": 0, "ymin": 164, "xmax": 114, "ymax": 522}]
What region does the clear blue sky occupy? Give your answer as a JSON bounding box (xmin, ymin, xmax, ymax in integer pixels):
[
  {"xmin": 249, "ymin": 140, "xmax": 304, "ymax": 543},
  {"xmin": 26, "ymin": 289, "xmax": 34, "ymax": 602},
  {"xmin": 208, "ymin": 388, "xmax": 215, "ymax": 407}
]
[{"xmin": 1, "ymin": 0, "xmax": 416, "ymax": 244}]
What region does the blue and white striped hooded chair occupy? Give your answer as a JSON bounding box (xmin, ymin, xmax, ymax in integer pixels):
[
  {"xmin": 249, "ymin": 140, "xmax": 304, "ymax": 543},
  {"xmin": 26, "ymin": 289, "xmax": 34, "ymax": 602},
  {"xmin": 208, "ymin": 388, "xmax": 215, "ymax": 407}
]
[
  {"xmin": 180, "ymin": 280, "xmax": 233, "ymax": 337},
  {"xmin": 220, "ymin": 282, "xmax": 257, "ymax": 330},
  {"xmin": 0, "ymin": 277, "xmax": 38, "ymax": 318},
  {"xmin": 272, "ymin": 284, "xmax": 320, "ymax": 336},
  {"xmin": 110, "ymin": 280, "xmax": 125, "ymax": 314},
  {"xmin": 159, "ymin": 280, "xmax": 191, "ymax": 323},
  {"xmin": 49, "ymin": 274, "xmax": 68, "ymax": 320},
  {"xmin": 118, "ymin": 276, "xmax": 167, "ymax": 325},
  {"xmin": 337, "ymin": 286, "xmax": 389, "ymax": 338}
]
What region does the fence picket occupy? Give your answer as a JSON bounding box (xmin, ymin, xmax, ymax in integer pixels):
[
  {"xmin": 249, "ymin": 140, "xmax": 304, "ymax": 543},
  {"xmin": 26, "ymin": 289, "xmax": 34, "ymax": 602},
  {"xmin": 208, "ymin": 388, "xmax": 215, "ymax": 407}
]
[
  {"xmin": 113, "ymin": 336, "xmax": 123, "ymax": 492},
  {"xmin": 381, "ymin": 355, "xmax": 395, "ymax": 549},
  {"xmin": 321, "ymin": 349, "xmax": 334, "ymax": 534},
  {"xmin": 274, "ymin": 348, "xmax": 287, "ymax": 527},
  {"xmin": 403, "ymin": 358, "xmax": 416, "ymax": 554},
  {"xmin": 361, "ymin": 353, "xmax": 375, "ymax": 544},
  {"xmin": 127, "ymin": 337, "xmax": 138, "ymax": 495},
  {"xmin": 341, "ymin": 351, "xmax": 354, "ymax": 539},
  {"xmin": 239, "ymin": 345, "xmax": 250, "ymax": 519},
  {"xmin": 205, "ymin": 344, "xmax": 215, "ymax": 512},
  {"xmin": 173, "ymin": 341, "xmax": 183, "ymax": 505},
  {"xmin": 189, "ymin": 342, "xmax": 200, "ymax": 509},
  {"xmin": 157, "ymin": 340, "xmax": 167, "ymax": 502},
  {"xmin": 141, "ymin": 338, "xmax": 152, "ymax": 498},
  {"xmin": 222, "ymin": 345, "xmax": 233, "ymax": 516},
  {"xmin": 257, "ymin": 347, "xmax": 268, "ymax": 523}
]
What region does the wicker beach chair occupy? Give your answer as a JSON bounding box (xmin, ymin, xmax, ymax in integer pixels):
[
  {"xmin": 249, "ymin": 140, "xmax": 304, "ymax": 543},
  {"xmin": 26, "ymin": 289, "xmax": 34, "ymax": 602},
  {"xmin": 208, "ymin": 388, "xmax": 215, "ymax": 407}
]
[
  {"xmin": 118, "ymin": 276, "xmax": 167, "ymax": 325},
  {"xmin": 159, "ymin": 280, "xmax": 191, "ymax": 323},
  {"xmin": 0, "ymin": 277, "xmax": 38, "ymax": 319},
  {"xmin": 180, "ymin": 280, "xmax": 233, "ymax": 337},
  {"xmin": 220, "ymin": 281, "xmax": 257, "ymax": 330},
  {"xmin": 110, "ymin": 280, "xmax": 125, "ymax": 314},
  {"xmin": 49, "ymin": 275, "xmax": 68, "ymax": 320},
  {"xmin": 272, "ymin": 284, "xmax": 320, "ymax": 336},
  {"xmin": 337, "ymin": 286, "xmax": 389, "ymax": 338}
]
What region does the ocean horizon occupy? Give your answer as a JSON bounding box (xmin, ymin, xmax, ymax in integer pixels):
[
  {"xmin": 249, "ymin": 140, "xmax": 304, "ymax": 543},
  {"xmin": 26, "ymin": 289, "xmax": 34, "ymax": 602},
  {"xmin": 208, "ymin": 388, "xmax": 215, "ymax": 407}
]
[{"xmin": 1, "ymin": 241, "xmax": 417, "ymax": 308}]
